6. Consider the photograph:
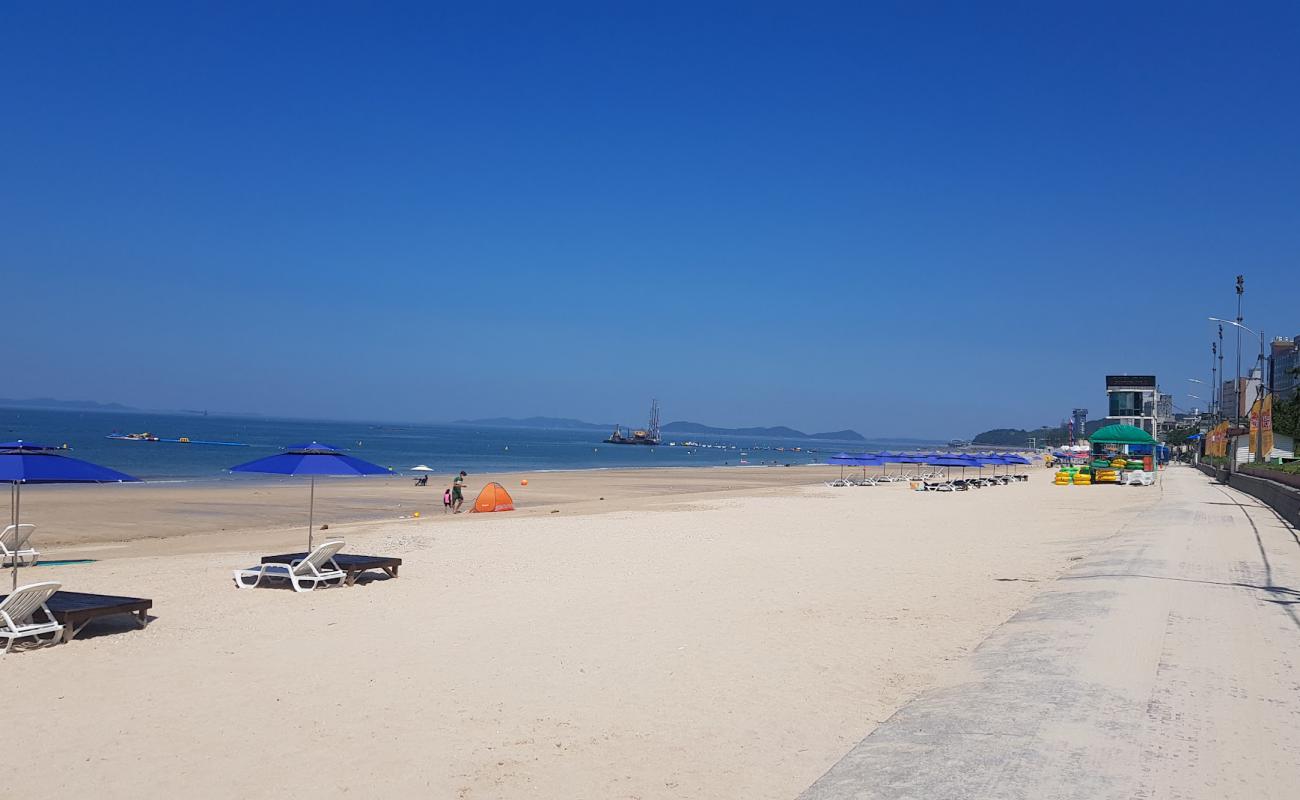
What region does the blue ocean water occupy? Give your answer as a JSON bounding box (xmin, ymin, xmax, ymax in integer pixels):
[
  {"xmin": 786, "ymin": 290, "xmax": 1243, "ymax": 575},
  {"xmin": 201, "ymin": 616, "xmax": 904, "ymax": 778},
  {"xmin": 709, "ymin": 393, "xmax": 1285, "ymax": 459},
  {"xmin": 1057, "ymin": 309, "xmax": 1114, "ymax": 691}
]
[{"xmin": 0, "ymin": 407, "xmax": 931, "ymax": 482}]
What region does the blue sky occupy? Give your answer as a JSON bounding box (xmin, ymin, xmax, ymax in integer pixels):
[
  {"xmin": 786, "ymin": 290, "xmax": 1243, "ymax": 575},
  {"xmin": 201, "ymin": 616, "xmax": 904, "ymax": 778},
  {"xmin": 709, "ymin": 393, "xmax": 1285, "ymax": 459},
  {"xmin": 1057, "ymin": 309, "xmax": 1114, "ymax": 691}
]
[{"xmin": 3, "ymin": 2, "xmax": 1297, "ymax": 438}]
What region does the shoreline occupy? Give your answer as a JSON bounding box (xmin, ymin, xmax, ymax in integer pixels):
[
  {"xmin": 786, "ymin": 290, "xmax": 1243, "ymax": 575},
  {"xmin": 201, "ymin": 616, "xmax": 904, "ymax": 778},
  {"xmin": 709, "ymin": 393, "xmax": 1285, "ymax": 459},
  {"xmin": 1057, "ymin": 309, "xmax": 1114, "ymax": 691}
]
[
  {"xmin": 14, "ymin": 464, "xmax": 858, "ymax": 558},
  {"xmin": 114, "ymin": 458, "xmax": 829, "ymax": 486}
]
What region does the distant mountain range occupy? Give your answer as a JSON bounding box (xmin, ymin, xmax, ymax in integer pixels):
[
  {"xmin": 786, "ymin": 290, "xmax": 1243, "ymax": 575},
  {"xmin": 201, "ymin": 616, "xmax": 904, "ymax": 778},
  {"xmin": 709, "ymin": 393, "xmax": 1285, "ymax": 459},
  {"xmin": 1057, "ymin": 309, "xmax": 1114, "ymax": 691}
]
[
  {"xmin": 0, "ymin": 397, "xmax": 264, "ymax": 417},
  {"xmin": 660, "ymin": 421, "xmax": 865, "ymax": 441},
  {"xmin": 452, "ymin": 416, "xmax": 612, "ymax": 430},
  {"xmin": 6, "ymin": 400, "xmax": 872, "ymax": 441},
  {"xmin": 453, "ymin": 416, "xmax": 866, "ymax": 441},
  {"xmin": 0, "ymin": 397, "xmax": 136, "ymax": 411},
  {"xmin": 972, "ymin": 419, "xmax": 1107, "ymax": 447}
]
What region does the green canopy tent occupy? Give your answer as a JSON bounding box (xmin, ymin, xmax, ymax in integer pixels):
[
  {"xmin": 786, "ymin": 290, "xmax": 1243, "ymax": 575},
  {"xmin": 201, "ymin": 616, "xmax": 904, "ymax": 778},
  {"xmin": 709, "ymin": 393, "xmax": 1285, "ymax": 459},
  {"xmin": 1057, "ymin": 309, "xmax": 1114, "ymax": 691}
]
[
  {"xmin": 1089, "ymin": 424, "xmax": 1158, "ymax": 445},
  {"xmin": 1089, "ymin": 424, "xmax": 1160, "ymax": 482}
]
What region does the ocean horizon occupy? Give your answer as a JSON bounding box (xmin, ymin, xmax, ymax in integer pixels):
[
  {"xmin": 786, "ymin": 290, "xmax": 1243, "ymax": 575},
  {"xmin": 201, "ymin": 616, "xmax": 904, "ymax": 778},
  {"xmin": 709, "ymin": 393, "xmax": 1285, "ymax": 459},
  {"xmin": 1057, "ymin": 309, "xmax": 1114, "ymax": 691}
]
[{"xmin": 1, "ymin": 406, "xmax": 941, "ymax": 482}]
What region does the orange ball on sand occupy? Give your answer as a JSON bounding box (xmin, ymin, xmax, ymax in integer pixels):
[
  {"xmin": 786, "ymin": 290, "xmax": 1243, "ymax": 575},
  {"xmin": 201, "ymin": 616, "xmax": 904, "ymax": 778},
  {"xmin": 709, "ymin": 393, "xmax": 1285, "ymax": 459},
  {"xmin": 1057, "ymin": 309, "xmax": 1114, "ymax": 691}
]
[{"xmin": 520, "ymin": 479, "xmax": 529, "ymax": 486}]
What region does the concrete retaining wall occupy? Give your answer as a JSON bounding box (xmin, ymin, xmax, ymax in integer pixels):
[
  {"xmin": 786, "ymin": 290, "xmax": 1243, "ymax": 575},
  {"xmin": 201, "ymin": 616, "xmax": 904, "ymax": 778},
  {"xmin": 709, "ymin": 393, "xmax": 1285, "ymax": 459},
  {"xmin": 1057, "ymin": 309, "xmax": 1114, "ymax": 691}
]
[
  {"xmin": 1196, "ymin": 463, "xmax": 1228, "ymax": 483},
  {"xmin": 1225, "ymin": 470, "xmax": 1300, "ymax": 529},
  {"xmin": 1238, "ymin": 464, "xmax": 1300, "ymax": 491}
]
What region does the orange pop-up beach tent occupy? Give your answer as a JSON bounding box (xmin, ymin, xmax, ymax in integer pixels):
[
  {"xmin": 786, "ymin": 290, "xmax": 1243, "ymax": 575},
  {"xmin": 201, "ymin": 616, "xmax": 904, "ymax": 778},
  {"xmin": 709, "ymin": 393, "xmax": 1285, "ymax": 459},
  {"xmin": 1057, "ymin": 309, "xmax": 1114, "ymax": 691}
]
[{"xmin": 473, "ymin": 481, "xmax": 514, "ymax": 512}]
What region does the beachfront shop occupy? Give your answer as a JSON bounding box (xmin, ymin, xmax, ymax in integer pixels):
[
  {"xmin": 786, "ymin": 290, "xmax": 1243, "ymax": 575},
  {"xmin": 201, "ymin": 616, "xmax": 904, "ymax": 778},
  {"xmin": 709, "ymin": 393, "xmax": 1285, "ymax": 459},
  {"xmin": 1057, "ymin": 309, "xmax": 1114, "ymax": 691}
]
[{"xmin": 1054, "ymin": 424, "xmax": 1160, "ymax": 486}]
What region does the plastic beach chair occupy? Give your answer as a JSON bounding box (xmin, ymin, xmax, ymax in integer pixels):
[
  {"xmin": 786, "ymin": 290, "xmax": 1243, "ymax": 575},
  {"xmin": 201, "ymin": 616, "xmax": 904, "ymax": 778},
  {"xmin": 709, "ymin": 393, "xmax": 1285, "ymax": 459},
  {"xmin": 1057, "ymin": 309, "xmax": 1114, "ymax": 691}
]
[
  {"xmin": 232, "ymin": 540, "xmax": 348, "ymax": 593},
  {"xmin": 0, "ymin": 581, "xmax": 64, "ymax": 654},
  {"xmin": 0, "ymin": 523, "xmax": 39, "ymax": 567}
]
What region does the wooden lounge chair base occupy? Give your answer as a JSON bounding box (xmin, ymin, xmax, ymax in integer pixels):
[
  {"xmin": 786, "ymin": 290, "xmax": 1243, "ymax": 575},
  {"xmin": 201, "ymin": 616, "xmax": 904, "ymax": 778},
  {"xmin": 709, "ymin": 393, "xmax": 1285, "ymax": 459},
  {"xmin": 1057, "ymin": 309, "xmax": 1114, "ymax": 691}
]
[
  {"xmin": 259, "ymin": 553, "xmax": 402, "ymax": 586},
  {"xmin": 46, "ymin": 592, "xmax": 152, "ymax": 643},
  {"xmin": 0, "ymin": 589, "xmax": 152, "ymax": 647}
]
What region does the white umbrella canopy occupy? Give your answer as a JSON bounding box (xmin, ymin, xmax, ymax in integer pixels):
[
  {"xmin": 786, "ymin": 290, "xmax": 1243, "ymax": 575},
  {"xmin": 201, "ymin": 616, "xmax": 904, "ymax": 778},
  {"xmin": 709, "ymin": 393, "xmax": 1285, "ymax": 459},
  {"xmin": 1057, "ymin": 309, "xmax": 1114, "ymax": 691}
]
[{"xmin": 410, "ymin": 465, "xmax": 435, "ymax": 472}]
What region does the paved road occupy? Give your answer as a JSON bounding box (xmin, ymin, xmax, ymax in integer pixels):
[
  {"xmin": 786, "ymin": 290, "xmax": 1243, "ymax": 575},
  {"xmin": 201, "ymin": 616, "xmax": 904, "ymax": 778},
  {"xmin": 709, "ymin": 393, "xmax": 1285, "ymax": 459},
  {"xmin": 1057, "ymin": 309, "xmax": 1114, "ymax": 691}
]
[{"xmin": 800, "ymin": 466, "xmax": 1300, "ymax": 799}]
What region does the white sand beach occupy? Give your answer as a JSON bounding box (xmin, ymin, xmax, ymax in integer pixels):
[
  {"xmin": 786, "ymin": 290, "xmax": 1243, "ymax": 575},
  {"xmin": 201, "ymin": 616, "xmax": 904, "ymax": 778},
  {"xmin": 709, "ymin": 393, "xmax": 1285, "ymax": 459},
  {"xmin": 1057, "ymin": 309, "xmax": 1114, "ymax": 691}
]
[{"xmin": 3, "ymin": 464, "xmax": 1179, "ymax": 799}]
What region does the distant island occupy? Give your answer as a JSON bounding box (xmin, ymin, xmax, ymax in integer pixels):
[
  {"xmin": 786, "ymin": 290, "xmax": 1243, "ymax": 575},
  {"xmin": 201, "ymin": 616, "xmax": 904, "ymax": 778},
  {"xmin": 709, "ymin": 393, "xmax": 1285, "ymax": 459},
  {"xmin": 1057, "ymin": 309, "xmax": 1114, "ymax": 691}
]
[
  {"xmin": 0, "ymin": 397, "xmax": 264, "ymax": 418},
  {"xmin": 661, "ymin": 421, "xmax": 866, "ymax": 441},
  {"xmin": 0, "ymin": 396, "xmax": 136, "ymax": 412},
  {"xmin": 452, "ymin": 416, "xmax": 614, "ymax": 431},
  {"xmin": 972, "ymin": 419, "xmax": 1106, "ymax": 447},
  {"xmin": 454, "ymin": 416, "xmax": 866, "ymax": 441}
]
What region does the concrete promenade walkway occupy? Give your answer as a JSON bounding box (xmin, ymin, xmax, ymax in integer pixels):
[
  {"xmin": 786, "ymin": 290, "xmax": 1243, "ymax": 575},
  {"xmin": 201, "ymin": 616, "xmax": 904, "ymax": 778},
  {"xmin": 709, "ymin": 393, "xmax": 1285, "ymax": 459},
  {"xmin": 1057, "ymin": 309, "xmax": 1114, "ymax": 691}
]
[{"xmin": 801, "ymin": 466, "xmax": 1300, "ymax": 799}]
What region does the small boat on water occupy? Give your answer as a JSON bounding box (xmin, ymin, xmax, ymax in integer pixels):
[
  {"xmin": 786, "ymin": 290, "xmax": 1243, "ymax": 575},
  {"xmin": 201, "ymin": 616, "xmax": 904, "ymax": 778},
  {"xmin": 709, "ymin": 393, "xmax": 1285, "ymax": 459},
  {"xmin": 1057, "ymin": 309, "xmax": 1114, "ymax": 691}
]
[
  {"xmin": 108, "ymin": 432, "xmax": 159, "ymax": 442},
  {"xmin": 106, "ymin": 432, "xmax": 249, "ymax": 447},
  {"xmin": 605, "ymin": 399, "xmax": 663, "ymax": 446}
]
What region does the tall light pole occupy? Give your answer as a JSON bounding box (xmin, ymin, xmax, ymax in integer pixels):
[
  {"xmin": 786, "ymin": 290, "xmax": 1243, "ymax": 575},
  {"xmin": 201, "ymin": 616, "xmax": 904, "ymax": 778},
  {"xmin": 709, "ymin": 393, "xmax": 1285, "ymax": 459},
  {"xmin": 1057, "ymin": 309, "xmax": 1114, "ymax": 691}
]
[
  {"xmin": 1209, "ymin": 317, "xmax": 1266, "ymax": 464},
  {"xmin": 1235, "ymin": 275, "xmax": 1244, "ymax": 422},
  {"xmin": 1211, "ymin": 322, "xmax": 1222, "ymax": 418},
  {"xmin": 1186, "ymin": 394, "xmax": 1204, "ymax": 464},
  {"xmin": 1211, "ymin": 341, "xmax": 1218, "ymax": 418}
]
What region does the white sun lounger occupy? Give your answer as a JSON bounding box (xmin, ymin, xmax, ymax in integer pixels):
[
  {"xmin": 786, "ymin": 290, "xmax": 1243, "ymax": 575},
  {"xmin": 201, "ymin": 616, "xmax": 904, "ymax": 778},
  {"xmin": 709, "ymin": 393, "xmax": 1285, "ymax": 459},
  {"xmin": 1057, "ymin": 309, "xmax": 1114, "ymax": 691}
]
[
  {"xmin": 233, "ymin": 540, "xmax": 348, "ymax": 592},
  {"xmin": 1, "ymin": 523, "xmax": 39, "ymax": 567},
  {"xmin": 0, "ymin": 581, "xmax": 64, "ymax": 654},
  {"xmin": 1123, "ymin": 471, "xmax": 1156, "ymax": 486}
]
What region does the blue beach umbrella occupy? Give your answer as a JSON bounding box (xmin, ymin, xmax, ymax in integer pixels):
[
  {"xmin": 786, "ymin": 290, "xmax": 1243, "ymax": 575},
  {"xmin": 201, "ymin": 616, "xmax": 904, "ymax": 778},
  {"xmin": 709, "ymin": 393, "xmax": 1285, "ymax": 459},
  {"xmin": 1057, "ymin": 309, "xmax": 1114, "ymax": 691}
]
[
  {"xmin": 894, "ymin": 453, "xmax": 929, "ymax": 479},
  {"xmin": 852, "ymin": 454, "xmax": 886, "ymax": 479},
  {"xmin": 971, "ymin": 454, "xmax": 1008, "ymax": 480},
  {"xmin": 827, "ymin": 452, "xmax": 857, "ymax": 479},
  {"xmin": 924, "ymin": 454, "xmax": 977, "ymax": 480},
  {"xmin": 1000, "ymin": 453, "xmax": 1030, "ymax": 475},
  {"xmin": 873, "ymin": 451, "xmax": 903, "ymax": 477},
  {"xmin": 0, "ymin": 441, "xmax": 139, "ymax": 590},
  {"xmin": 230, "ymin": 442, "xmax": 391, "ymax": 550}
]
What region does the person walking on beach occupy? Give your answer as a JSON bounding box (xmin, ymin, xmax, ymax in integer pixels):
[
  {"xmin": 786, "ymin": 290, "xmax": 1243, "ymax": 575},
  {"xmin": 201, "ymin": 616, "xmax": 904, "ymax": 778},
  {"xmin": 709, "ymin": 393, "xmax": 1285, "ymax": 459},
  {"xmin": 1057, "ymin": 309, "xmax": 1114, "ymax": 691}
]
[
  {"xmin": 443, "ymin": 486, "xmax": 453, "ymax": 513},
  {"xmin": 452, "ymin": 471, "xmax": 467, "ymax": 513}
]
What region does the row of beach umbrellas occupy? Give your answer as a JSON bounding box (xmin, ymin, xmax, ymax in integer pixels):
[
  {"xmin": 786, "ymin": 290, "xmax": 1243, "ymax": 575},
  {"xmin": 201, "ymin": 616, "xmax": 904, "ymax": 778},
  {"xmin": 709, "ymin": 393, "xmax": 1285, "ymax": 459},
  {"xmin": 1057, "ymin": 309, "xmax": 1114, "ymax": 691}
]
[
  {"xmin": 2, "ymin": 441, "xmax": 390, "ymax": 591},
  {"xmin": 826, "ymin": 451, "xmax": 1033, "ymax": 480}
]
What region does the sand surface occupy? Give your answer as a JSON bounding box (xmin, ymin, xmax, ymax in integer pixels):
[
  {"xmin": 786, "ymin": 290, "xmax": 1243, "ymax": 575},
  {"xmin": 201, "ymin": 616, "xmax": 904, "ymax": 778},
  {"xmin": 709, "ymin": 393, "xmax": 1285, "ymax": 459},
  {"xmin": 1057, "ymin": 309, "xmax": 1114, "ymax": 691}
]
[
  {"xmin": 802, "ymin": 466, "xmax": 1300, "ymax": 799},
  {"xmin": 5, "ymin": 465, "xmax": 1159, "ymax": 798}
]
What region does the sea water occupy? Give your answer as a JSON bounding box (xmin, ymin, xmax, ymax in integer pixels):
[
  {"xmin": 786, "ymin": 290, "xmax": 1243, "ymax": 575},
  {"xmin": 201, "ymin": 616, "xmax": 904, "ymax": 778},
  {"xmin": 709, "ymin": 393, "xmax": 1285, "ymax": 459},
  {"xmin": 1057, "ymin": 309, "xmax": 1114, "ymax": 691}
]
[{"xmin": 0, "ymin": 407, "xmax": 931, "ymax": 482}]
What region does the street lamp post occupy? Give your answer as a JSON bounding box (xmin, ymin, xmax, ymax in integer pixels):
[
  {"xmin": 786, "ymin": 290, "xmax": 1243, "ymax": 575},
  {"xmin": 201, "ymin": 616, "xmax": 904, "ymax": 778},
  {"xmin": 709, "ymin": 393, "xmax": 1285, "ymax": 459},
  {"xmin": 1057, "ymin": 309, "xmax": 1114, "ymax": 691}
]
[
  {"xmin": 1187, "ymin": 379, "xmax": 1203, "ymax": 417},
  {"xmin": 1211, "ymin": 341, "xmax": 1218, "ymax": 418},
  {"xmin": 1209, "ymin": 317, "xmax": 1267, "ymax": 464},
  {"xmin": 1187, "ymin": 394, "xmax": 1204, "ymax": 464},
  {"xmin": 1235, "ymin": 275, "xmax": 1244, "ymax": 422},
  {"xmin": 1211, "ymin": 323, "xmax": 1222, "ymax": 418}
]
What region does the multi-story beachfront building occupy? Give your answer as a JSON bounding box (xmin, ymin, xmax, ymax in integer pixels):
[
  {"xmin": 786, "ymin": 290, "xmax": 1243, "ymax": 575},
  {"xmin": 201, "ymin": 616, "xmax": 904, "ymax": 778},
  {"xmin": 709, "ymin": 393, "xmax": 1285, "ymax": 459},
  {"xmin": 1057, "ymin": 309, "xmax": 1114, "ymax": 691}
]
[
  {"xmin": 1269, "ymin": 334, "xmax": 1299, "ymax": 401},
  {"xmin": 1221, "ymin": 370, "xmax": 1264, "ymax": 422},
  {"xmin": 1157, "ymin": 393, "xmax": 1174, "ymax": 426},
  {"xmin": 1071, "ymin": 408, "xmax": 1088, "ymax": 442},
  {"xmin": 1105, "ymin": 375, "xmax": 1159, "ymax": 437}
]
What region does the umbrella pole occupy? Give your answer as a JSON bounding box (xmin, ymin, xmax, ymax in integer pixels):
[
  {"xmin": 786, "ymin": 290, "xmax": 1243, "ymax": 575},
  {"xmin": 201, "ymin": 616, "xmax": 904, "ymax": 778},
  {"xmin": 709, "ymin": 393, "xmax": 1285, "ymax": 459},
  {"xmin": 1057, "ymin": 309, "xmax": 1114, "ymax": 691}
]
[
  {"xmin": 308, "ymin": 476, "xmax": 316, "ymax": 552},
  {"xmin": 12, "ymin": 482, "xmax": 21, "ymax": 591}
]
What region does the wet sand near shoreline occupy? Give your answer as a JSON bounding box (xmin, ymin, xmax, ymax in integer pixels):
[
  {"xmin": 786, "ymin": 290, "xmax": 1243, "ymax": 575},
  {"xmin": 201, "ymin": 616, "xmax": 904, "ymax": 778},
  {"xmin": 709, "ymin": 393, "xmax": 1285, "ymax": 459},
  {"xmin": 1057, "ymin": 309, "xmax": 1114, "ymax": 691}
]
[{"xmin": 14, "ymin": 465, "xmax": 842, "ymax": 559}]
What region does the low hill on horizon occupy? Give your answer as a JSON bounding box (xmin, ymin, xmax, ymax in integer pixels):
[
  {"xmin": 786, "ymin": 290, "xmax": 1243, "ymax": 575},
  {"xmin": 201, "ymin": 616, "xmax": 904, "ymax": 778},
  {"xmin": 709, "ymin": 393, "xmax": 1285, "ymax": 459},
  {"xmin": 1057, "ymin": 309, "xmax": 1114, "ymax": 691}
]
[
  {"xmin": 0, "ymin": 396, "xmax": 136, "ymax": 412},
  {"xmin": 453, "ymin": 416, "xmax": 868, "ymax": 441},
  {"xmin": 452, "ymin": 416, "xmax": 612, "ymax": 430},
  {"xmin": 972, "ymin": 419, "xmax": 1108, "ymax": 447},
  {"xmin": 661, "ymin": 421, "xmax": 866, "ymax": 441}
]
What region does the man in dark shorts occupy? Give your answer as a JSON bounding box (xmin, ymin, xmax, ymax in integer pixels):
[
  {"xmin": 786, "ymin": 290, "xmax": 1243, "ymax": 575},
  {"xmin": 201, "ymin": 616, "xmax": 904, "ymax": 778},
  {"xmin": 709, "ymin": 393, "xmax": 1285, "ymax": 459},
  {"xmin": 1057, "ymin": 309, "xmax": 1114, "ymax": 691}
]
[{"xmin": 452, "ymin": 471, "xmax": 467, "ymax": 513}]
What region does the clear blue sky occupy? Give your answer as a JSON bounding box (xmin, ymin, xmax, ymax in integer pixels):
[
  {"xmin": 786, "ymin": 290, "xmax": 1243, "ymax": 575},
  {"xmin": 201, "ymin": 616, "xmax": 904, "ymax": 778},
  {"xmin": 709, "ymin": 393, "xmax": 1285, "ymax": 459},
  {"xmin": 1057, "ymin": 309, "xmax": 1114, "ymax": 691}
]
[{"xmin": 3, "ymin": 2, "xmax": 1297, "ymax": 438}]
